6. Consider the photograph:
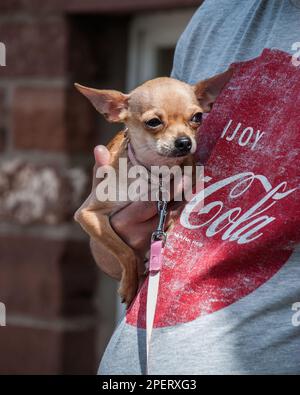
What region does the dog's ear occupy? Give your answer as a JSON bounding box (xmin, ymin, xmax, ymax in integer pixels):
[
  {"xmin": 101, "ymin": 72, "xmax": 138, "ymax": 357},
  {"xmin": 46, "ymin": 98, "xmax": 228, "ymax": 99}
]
[
  {"xmin": 193, "ymin": 68, "xmax": 233, "ymax": 112},
  {"xmin": 74, "ymin": 83, "xmax": 129, "ymax": 122}
]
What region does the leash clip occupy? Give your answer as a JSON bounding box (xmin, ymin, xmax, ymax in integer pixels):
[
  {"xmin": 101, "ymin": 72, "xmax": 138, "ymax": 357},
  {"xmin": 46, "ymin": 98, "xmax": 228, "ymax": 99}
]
[
  {"xmin": 150, "ymin": 196, "xmax": 167, "ymax": 272},
  {"xmin": 151, "ymin": 200, "xmax": 168, "ymax": 245}
]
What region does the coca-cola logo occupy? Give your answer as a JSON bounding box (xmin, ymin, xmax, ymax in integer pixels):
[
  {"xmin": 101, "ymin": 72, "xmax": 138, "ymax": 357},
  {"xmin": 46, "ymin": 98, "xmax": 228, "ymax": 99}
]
[
  {"xmin": 181, "ymin": 171, "xmax": 297, "ymax": 245},
  {"xmin": 127, "ymin": 170, "xmax": 297, "ymax": 328}
]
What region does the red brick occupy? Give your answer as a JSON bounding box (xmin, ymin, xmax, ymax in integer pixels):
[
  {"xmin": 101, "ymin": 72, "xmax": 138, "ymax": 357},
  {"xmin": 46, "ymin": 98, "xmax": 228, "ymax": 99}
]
[
  {"xmin": 0, "ymin": 0, "xmax": 20, "ymax": 12},
  {"xmin": 0, "ymin": 17, "xmax": 66, "ymax": 78},
  {"xmin": 0, "ymin": 235, "xmax": 98, "ymax": 318},
  {"xmin": 0, "ymin": 1, "xmax": 63, "ymax": 13},
  {"xmin": 0, "ymin": 133, "xmax": 4, "ymax": 152},
  {"xmin": 12, "ymin": 87, "xmax": 66, "ymax": 151},
  {"xmin": 12, "ymin": 86, "xmax": 100, "ymax": 152},
  {"xmin": 66, "ymin": 88, "xmax": 98, "ymax": 153},
  {"xmin": 0, "ymin": 90, "xmax": 6, "ymax": 151},
  {"xmin": 0, "ymin": 325, "xmax": 97, "ymax": 374}
]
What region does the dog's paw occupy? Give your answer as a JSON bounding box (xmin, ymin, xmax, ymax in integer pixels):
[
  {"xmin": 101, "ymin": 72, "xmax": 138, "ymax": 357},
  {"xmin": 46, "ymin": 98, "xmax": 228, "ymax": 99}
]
[{"xmin": 118, "ymin": 284, "xmax": 137, "ymax": 308}]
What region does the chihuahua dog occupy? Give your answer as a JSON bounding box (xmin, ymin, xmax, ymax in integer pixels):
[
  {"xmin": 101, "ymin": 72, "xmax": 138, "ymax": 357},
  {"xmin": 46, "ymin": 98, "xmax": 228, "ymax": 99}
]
[{"xmin": 74, "ymin": 70, "xmax": 232, "ymax": 306}]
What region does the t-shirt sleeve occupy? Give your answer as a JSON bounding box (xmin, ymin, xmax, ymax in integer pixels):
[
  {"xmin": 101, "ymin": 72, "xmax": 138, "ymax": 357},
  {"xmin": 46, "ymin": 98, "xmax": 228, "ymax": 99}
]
[{"xmin": 170, "ymin": 35, "xmax": 184, "ymax": 80}]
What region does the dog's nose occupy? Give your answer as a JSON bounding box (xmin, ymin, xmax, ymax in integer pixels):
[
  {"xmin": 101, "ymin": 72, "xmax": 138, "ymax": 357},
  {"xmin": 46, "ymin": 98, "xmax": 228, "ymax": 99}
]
[{"xmin": 174, "ymin": 136, "xmax": 192, "ymax": 154}]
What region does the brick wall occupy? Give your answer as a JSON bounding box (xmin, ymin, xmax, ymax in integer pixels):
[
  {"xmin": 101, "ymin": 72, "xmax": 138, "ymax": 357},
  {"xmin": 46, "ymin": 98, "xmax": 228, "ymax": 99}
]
[
  {"xmin": 0, "ymin": 3, "xmax": 130, "ymax": 374},
  {"xmin": 0, "ymin": 0, "xmax": 201, "ymax": 374}
]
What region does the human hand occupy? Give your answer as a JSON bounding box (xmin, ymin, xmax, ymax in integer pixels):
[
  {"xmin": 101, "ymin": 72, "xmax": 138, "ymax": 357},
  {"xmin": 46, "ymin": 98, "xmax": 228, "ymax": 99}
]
[{"xmin": 88, "ymin": 145, "xmax": 184, "ymax": 279}]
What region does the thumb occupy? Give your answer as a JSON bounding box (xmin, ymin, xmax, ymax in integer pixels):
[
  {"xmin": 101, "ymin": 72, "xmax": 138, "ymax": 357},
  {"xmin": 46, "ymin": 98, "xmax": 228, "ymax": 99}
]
[
  {"xmin": 94, "ymin": 145, "xmax": 111, "ymax": 166},
  {"xmin": 92, "ymin": 145, "xmax": 111, "ymax": 190}
]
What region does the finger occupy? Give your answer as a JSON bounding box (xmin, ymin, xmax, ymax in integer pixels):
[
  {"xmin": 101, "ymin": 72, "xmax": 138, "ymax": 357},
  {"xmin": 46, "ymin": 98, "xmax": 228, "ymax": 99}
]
[
  {"xmin": 115, "ymin": 200, "xmax": 158, "ymax": 223},
  {"xmin": 94, "ymin": 145, "xmax": 111, "ymax": 166},
  {"xmin": 111, "ymin": 215, "xmax": 158, "ymax": 255}
]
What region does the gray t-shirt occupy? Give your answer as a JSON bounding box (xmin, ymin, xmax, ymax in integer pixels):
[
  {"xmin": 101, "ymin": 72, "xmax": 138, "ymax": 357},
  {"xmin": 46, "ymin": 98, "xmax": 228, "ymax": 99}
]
[{"xmin": 99, "ymin": 0, "xmax": 300, "ymax": 375}]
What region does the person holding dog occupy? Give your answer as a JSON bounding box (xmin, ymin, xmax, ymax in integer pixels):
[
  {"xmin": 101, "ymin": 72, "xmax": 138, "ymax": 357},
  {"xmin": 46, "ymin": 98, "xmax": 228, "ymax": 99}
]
[{"xmin": 87, "ymin": 0, "xmax": 300, "ymax": 374}]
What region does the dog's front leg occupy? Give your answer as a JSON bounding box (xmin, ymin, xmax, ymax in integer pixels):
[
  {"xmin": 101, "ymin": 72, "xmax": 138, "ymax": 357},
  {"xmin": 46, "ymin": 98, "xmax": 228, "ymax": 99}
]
[{"xmin": 75, "ymin": 208, "xmax": 139, "ymax": 306}]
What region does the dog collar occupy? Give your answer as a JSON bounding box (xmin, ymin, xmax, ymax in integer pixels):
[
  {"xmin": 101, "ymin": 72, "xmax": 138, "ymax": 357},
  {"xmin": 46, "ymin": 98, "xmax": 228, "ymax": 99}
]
[
  {"xmin": 124, "ymin": 128, "xmax": 162, "ymax": 185},
  {"xmin": 123, "ymin": 127, "xmax": 149, "ymax": 168},
  {"xmin": 127, "ymin": 140, "xmax": 144, "ymax": 168},
  {"xmin": 124, "ymin": 128, "xmax": 147, "ymax": 168}
]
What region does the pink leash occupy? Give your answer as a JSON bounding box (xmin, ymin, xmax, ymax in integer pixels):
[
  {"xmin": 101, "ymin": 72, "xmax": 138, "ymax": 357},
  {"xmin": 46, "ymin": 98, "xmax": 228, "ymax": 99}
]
[
  {"xmin": 146, "ymin": 199, "xmax": 167, "ymax": 373},
  {"xmin": 126, "ymin": 132, "xmax": 168, "ymax": 373},
  {"xmin": 149, "ymin": 240, "xmax": 164, "ymax": 271}
]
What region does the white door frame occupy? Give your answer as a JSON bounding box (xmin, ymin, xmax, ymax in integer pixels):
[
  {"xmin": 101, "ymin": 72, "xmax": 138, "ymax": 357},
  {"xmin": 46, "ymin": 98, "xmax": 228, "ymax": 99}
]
[{"xmin": 126, "ymin": 9, "xmax": 196, "ymax": 90}]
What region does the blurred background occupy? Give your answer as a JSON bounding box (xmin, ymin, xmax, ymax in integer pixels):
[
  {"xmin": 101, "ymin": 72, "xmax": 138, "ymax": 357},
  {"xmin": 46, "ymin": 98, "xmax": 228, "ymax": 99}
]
[{"xmin": 0, "ymin": 0, "xmax": 202, "ymax": 374}]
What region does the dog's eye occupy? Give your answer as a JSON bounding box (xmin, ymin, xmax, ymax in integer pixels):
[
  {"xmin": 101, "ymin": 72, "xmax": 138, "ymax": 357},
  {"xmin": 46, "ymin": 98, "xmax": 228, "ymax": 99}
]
[
  {"xmin": 191, "ymin": 112, "xmax": 203, "ymax": 123},
  {"xmin": 145, "ymin": 118, "xmax": 163, "ymax": 128}
]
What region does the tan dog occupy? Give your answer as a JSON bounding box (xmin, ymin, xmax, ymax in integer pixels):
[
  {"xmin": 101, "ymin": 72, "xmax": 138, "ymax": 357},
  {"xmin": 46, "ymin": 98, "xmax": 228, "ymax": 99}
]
[{"xmin": 74, "ymin": 71, "xmax": 232, "ymax": 306}]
